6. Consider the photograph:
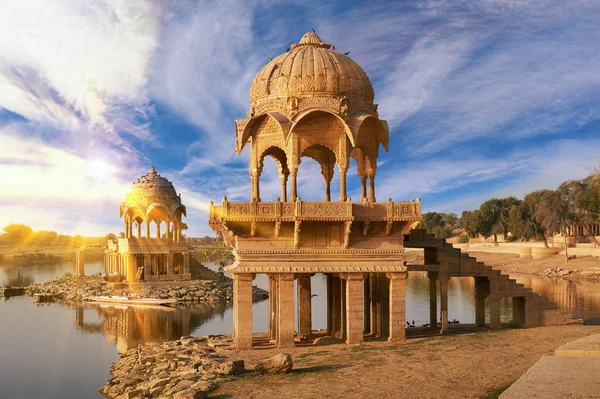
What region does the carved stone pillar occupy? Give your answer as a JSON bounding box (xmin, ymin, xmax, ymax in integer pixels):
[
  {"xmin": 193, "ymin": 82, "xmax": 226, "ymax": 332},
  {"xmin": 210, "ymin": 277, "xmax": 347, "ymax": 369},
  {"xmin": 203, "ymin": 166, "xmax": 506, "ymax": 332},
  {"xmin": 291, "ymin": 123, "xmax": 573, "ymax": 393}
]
[
  {"xmin": 297, "ymin": 275, "xmax": 312, "ymax": 338},
  {"xmin": 363, "ymin": 274, "xmax": 371, "ymax": 333},
  {"xmin": 327, "ymin": 274, "xmax": 333, "ymax": 334},
  {"xmin": 233, "ymin": 274, "xmax": 254, "ymax": 349},
  {"xmin": 167, "ymin": 253, "xmax": 174, "ymax": 277},
  {"xmin": 126, "ymin": 254, "xmax": 136, "ymax": 283},
  {"xmin": 368, "ymin": 173, "xmax": 376, "ymax": 202},
  {"xmin": 166, "ymin": 222, "xmax": 171, "ymax": 243},
  {"xmin": 145, "ymin": 221, "xmax": 150, "ymax": 238},
  {"xmin": 388, "ymin": 272, "xmax": 408, "ymax": 341},
  {"xmin": 144, "ymin": 254, "xmax": 151, "ymax": 281},
  {"xmin": 339, "ymin": 167, "xmax": 348, "ymax": 201},
  {"xmin": 290, "ymin": 169, "xmax": 298, "ymax": 202},
  {"xmin": 325, "ymin": 180, "xmax": 331, "ymax": 202},
  {"xmin": 343, "ymin": 273, "xmax": 364, "ymax": 344},
  {"xmin": 279, "ymin": 171, "xmax": 288, "ymax": 202},
  {"xmin": 360, "ymin": 176, "xmax": 367, "ymax": 201},
  {"xmin": 269, "ymin": 275, "xmax": 278, "ymax": 341},
  {"xmin": 137, "ymin": 222, "xmax": 141, "ymax": 238},
  {"xmin": 156, "ymin": 222, "xmax": 161, "ymax": 239},
  {"xmin": 277, "ymin": 273, "xmax": 295, "ymax": 348},
  {"xmin": 331, "ymin": 274, "xmax": 342, "ymax": 338},
  {"xmin": 370, "ymin": 274, "xmax": 380, "ymax": 336}
]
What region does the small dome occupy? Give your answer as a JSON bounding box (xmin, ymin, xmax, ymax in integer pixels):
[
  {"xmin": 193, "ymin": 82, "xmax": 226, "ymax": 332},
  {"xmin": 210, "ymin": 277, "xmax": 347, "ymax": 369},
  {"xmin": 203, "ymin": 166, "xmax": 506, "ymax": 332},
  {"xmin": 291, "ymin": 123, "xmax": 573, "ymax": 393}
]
[
  {"xmin": 120, "ymin": 168, "xmax": 185, "ymax": 219},
  {"xmin": 249, "ymin": 31, "xmax": 374, "ymax": 104}
]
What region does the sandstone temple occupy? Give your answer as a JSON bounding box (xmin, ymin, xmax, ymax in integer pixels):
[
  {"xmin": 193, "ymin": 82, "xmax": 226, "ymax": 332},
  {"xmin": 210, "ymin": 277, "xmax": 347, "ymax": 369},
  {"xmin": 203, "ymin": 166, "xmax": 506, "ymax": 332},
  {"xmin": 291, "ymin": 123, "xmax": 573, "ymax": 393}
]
[
  {"xmin": 207, "ymin": 31, "xmax": 572, "ymax": 349},
  {"xmin": 104, "ymin": 168, "xmax": 192, "ymax": 282}
]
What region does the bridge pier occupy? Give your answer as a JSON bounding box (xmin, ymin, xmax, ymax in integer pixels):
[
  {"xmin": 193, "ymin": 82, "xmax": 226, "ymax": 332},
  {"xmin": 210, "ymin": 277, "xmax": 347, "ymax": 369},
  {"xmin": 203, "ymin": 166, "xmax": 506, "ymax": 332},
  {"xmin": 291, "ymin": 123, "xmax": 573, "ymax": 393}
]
[
  {"xmin": 490, "ymin": 297, "xmax": 502, "ymax": 329},
  {"xmin": 428, "ymin": 271, "xmax": 438, "ymax": 329},
  {"xmin": 76, "ymin": 250, "xmax": 84, "ymax": 277},
  {"xmin": 439, "ymin": 274, "xmax": 449, "ymax": 334},
  {"xmin": 475, "ymin": 277, "xmax": 490, "ymax": 327}
]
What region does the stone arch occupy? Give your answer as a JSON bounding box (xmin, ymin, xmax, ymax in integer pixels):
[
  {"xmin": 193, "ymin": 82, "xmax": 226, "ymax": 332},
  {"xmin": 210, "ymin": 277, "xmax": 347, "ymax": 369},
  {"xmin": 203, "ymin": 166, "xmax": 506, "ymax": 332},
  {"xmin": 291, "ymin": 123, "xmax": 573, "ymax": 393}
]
[
  {"xmin": 289, "ymin": 109, "xmax": 355, "ymax": 147},
  {"xmin": 300, "ymin": 144, "xmax": 337, "ymax": 201},
  {"xmin": 350, "ymin": 110, "xmax": 389, "ymax": 152},
  {"xmin": 258, "ymin": 145, "xmax": 290, "ymax": 201},
  {"xmin": 237, "ymin": 112, "xmax": 291, "ymax": 153}
]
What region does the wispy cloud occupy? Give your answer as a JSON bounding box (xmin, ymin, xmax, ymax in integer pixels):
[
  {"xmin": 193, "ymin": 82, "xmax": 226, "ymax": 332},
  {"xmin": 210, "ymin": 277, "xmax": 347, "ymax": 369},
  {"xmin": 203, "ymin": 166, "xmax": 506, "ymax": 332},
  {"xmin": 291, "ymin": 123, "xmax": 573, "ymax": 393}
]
[
  {"xmin": 318, "ymin": 1, "xmax": 600, "ymax": 155},
  {"xmin": 0, "ymin": 0, "xmax": 162, "ymax": 139}
]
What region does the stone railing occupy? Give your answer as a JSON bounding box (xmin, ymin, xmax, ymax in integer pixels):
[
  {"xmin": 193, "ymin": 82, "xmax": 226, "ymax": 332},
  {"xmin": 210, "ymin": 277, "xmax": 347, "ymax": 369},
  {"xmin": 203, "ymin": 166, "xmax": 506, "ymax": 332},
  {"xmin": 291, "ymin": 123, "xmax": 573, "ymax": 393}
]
[{"xmin": 209, "ymin": 197, "xmax": 421, "ymax": 221}]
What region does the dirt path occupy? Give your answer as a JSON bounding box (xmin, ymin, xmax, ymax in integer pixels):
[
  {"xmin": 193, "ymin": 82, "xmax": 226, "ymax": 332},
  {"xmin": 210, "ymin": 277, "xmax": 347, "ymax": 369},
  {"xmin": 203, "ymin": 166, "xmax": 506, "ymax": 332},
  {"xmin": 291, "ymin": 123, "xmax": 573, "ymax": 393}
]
[{"xmin": 213, "ymin": 325, "xmax": 600, "ymax": 399}]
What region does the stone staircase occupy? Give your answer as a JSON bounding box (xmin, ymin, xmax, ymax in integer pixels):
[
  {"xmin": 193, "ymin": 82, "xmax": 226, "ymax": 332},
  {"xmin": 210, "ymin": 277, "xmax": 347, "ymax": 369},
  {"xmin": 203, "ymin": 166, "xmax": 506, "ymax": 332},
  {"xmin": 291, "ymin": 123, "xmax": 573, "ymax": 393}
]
[
  {"xmin": 405, "ymin": 229, "xmax": 574, "ymax": 327},
  {"xmin": 189, "ymin": 254, "xmax": 220, "ymax": 280}
]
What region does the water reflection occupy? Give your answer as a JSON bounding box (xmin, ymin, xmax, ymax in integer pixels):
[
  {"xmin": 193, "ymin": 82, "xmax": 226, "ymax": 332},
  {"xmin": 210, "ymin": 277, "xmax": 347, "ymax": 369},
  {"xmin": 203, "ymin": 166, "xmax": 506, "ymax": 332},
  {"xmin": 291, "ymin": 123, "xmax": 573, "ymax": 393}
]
[
  {"xmin": 73, "ymin": 303, "xmax": 229, "ymax": 353},
  {"xmin": 512, "ymin": 274, "xmax": 600, "ymax": 320},
  {"xmin": 0, "ymin": 261, "xmax": 104, "ymax": 286}
]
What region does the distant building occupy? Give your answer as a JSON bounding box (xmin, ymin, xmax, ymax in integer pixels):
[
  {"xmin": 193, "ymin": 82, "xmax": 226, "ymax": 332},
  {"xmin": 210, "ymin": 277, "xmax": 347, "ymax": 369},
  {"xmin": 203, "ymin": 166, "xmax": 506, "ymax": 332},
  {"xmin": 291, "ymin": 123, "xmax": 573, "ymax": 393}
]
[{"xmin": 104, "ymin": 167, "xmax": 191, "ymax": 282}]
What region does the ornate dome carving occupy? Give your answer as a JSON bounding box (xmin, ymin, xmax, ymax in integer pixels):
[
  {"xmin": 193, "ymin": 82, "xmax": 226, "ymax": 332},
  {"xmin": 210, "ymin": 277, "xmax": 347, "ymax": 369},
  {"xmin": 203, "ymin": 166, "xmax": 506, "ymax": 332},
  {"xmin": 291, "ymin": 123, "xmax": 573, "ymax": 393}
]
[
  {"xmin": 249, "ymin": 31, "xmax": 375, "ymax": 106},
  {"xmin": 120, "ymin": 167, "xmax": 186, "ymax": 220}
]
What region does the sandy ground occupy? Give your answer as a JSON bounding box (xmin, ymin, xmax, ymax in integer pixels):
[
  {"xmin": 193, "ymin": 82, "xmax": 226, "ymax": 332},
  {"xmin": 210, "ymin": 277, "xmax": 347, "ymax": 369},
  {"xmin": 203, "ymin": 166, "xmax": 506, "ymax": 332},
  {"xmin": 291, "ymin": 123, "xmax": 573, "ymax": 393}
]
[
  {"xmin": 213, "ymin": 325, "xmax": 600, "ymax": 399},
  {"xmin": 464, "ymin": 251, "xmax": 600, "ymax": 279}
]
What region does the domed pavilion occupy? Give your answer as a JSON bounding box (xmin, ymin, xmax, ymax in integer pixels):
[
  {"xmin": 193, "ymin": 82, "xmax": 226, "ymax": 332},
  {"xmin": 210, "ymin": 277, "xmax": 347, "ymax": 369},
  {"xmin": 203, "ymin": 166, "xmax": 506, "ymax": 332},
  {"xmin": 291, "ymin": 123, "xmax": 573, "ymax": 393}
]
[
  {"xmin": 105, "ymin": 167, "xmax": 191, "ymax": 282},
  {"xmin": 237, "ymin": 30, "xmax": 389, "ymax": 203},
  {"xmin": 209, "ymin": 32, "xmax": 422, "ymax": 349}
]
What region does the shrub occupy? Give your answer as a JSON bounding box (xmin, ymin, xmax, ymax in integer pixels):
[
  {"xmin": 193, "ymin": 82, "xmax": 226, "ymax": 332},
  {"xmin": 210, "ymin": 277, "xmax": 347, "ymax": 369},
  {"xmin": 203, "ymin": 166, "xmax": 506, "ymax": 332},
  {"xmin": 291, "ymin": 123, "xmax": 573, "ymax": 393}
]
[{"xmin": 456, "ymin": 234, "xmax": 469, "ymax": 244}]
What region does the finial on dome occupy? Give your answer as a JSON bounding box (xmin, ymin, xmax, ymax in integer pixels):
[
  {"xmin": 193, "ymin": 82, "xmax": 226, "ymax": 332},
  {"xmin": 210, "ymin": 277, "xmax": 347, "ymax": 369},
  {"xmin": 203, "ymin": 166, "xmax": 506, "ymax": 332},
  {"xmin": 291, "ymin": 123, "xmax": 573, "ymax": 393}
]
[
  {"xmin": 291, "ymin": 31, "xmax": 331, "ymax": 50},
  {"xmin": 149, "ymin": 166, "xmax": 157, "ymax": 174}
]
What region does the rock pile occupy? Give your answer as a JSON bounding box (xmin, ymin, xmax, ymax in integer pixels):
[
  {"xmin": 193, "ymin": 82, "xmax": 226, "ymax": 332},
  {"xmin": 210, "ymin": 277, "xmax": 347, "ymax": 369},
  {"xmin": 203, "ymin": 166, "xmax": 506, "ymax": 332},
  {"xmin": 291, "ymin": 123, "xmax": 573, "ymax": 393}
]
[
  {"xmin": 26, "ymin": 275, "xmax": 268, "ymax": 303},
  {"xmin": 99, "ymin": 336, "xmax": 243, "ymax": 399}
]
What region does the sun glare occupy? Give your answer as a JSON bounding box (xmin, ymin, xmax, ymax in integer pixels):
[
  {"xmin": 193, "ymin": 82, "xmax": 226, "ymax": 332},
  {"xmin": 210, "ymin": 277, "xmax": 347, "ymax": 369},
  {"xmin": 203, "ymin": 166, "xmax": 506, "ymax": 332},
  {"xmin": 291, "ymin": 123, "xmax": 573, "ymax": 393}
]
[{"xmin": 84, "ymin": 159, "xmax": 115, "ymax": 179}]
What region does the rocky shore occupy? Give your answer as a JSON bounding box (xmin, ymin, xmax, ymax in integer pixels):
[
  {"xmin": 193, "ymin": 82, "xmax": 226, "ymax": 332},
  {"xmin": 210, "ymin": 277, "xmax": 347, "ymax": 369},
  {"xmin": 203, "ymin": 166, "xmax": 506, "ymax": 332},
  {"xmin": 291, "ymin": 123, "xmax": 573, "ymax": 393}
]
[
  {"xmin": 100, "ymin": 335, "xmax": 241, "ymax": 399},
  {"xmin": 26, "ymin": 275, "xmax": 269, "ymax": 303},
  {"xmin": 100, "ymin": 335, "xmax": 294, "ymax": 399}
]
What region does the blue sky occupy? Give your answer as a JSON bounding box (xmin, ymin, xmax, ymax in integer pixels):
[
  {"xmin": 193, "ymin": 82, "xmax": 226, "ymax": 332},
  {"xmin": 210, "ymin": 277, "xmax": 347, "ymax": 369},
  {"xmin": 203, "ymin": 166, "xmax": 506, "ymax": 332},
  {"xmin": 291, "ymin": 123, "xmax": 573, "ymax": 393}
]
[{"xmin": 1, "ymin": 0, "xmax": 599, "ymax": 237}]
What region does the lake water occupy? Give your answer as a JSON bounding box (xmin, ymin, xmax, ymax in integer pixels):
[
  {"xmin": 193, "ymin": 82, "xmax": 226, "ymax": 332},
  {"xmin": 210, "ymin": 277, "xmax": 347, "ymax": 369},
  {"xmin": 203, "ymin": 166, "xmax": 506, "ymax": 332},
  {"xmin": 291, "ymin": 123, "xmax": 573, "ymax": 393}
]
[{"xmin": 1, "ymin": 261, "xmax": 600, "ymax": 398}]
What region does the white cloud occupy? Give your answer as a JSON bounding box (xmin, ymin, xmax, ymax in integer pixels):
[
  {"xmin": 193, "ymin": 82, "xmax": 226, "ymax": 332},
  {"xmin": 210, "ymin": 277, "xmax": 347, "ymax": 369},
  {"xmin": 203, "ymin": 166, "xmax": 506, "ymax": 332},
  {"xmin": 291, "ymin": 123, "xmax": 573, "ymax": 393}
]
[
  {"xmin": 318, "ymin": 1, "xmax": 600, "ymax": 155},
  {"xmin": 0, "ymin": 0, "xmax": 162, "ymax": 137},
  {"xmin": 149, "ymin": 1, "xmax": 263, "ymax": 159}
]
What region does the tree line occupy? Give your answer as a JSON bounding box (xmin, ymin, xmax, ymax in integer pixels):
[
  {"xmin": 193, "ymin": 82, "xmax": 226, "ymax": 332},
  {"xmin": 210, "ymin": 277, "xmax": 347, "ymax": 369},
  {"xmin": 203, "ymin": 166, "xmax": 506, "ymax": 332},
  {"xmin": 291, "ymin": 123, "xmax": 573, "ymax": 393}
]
[
  {"xmin": 1, "ymin": 224, "xmax": 112, "ymax": 253},
  {"xmin": 420, "ymin": 167, "xmax": 600, "ymax": 256}
]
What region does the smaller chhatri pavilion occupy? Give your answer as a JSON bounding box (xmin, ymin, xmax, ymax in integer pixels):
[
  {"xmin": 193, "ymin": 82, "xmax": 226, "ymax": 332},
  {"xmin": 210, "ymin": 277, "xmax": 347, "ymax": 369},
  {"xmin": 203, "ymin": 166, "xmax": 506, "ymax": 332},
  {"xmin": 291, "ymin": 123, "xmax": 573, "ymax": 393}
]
[{"xmin": 104, "ymin": 167, "xmax": 191, "ymax": 282}]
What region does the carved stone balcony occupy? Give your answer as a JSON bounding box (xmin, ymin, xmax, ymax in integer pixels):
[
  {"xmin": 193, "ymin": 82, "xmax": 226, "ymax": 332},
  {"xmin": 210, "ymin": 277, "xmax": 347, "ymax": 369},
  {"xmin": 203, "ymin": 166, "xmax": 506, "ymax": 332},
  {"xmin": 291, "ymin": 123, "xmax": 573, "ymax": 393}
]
[{"xmin": 209, "ymin": 198, "xmax": 421, "ymax": 223}]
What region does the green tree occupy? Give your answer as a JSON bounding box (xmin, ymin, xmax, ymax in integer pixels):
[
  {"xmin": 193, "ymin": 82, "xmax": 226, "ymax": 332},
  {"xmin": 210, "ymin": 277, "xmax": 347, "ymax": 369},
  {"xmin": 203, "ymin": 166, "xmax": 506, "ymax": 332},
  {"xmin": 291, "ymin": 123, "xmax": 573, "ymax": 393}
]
[
  {"xmin": 478, "ymin": 198, "xmax": 502, "ymax": 243},
  {"xmin": 105, "ymin": 233, "xmax": 117, "ymax": 242},
  {"xmin": 535, "ymin": 188, "xmax": 574, "ymax": 262},
  {"xmin": 442, "ymin": 213, "xmax": 458, "ymax": 229},
  {"xmin": 460, "ymin": 210, "xmax": 481, "ymax": 238},
  {"xmin": 566, "ymin": 178, "xmax": 599, "ymax": 246},
  {"xmin": 2, "ymin": 224, "xmax": 34, "ymax": 253},
  {"xmin": 508, "ymin": 191, "xmax": 551, "ymax": 247}
]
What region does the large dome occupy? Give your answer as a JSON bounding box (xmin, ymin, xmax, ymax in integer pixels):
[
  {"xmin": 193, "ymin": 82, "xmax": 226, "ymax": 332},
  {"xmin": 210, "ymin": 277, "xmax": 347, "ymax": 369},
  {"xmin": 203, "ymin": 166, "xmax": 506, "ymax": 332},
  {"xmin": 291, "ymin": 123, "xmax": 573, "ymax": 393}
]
[
  {"xmin": 249, "ymin": 31, "xmax": 375, "ymax": 104},
  {"xmin": 120, "ymin": 167, "xmax": 186, "ymax": 219}
]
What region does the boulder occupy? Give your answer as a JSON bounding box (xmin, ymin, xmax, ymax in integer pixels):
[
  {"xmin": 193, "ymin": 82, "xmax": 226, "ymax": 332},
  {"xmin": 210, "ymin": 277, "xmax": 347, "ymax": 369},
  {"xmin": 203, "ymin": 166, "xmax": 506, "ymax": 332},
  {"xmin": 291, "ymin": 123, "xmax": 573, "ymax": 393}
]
[
  {"xmin": 312, "ymin": 336, "xmax": 343, "ymax": 346},
  {"xmin": 173, "ymin": 389, "xmax": 207, "ymax": 399},
  {"xmin": 254, "ymin": 353, "xmax": 293, "ymax": 375},
  {"xmin": 218, "ymin": 360, "xmax": 245, "ymax": 375}
]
